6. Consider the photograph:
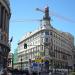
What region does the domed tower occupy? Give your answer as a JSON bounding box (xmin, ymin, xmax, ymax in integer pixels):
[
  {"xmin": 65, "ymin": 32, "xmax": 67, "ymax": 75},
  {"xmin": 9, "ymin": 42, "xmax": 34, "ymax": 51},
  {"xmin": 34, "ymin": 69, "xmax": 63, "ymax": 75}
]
[{"xmin": 0, "ymin": 0, "xmax": 11, "ymax": 74}]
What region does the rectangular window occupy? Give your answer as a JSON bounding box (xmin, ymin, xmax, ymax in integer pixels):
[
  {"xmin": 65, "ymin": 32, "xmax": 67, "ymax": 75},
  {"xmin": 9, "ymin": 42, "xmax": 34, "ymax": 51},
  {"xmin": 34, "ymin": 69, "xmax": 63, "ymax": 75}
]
[
  {"xmin": 45, "ymin": 31, "xmax": 49, "ymax": 35},
  {"xmin": 0, "ymin": 4, "xmax": 1, "ymax": 27},
  {"xmin": 0, "ymin": 32, "xmax": 2, "ymax": 40},
  {"xmin": 74, "ymin": 55, "xmax": 75, "ymax": 58},
  {"xmin": 45, "ymin": 38, "xmax": 48, "ymax": 42},
  {"xmin": 50, "ymin": 32, "xmax": 52, "ymax": 35},
  {"xmin": 0, "ymin": 6, "xmax": 4, "ymax": 28},
  {"xmin": 3, "ymin": 10, "xmax": 6, "ymax": 31}
]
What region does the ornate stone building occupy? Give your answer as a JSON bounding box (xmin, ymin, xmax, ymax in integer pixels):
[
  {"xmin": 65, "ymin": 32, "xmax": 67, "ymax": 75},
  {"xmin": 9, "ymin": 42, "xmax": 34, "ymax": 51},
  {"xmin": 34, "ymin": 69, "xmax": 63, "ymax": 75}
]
[
  {"xmin": 0, "ymin": 0, "xmax": 11, "ymax": 74},
  {"xmin": 14, "ymin": 6, "xmax": 74, "ymax": 73}
]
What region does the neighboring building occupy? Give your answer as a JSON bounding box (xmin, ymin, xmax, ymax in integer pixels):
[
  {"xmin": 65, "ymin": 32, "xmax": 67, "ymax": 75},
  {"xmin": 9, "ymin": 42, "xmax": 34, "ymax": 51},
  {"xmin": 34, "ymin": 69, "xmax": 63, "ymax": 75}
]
[
  {"xmin": 0, "ymin": 0, "xmax": 11, "ymax": 74},
  {"xmin": 13, "ymin": 48, "xmax": 18, "ymax": 69},
  {"xmin": 8, "ymin": 52, "xmax": 13, "ymax": 69},
  {"xmin": 72, "ymin": 47, "xmax": 75, "ymax": 71},
  {"xmin": 14, "ymin": 6, "xmax": 74, "ymax": 71}
]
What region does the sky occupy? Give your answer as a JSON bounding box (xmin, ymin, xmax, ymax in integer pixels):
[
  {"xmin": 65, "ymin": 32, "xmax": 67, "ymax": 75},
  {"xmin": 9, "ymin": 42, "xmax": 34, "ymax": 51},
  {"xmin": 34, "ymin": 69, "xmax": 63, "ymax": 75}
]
[{"xmin": 9, "ymin": 0, "xmax": 75, "ymax": 53}]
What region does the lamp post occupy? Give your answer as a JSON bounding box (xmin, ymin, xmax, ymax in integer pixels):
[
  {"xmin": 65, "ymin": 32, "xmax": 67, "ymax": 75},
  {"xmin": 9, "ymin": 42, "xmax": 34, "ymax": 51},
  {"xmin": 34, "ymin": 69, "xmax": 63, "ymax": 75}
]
[
  {"xmin": 21, "ymin": 56, "xmax": 22, "ymax": 70},
  {"xmin": 12, "ymin": 54, "xmax": 14, "ymax": 70}
]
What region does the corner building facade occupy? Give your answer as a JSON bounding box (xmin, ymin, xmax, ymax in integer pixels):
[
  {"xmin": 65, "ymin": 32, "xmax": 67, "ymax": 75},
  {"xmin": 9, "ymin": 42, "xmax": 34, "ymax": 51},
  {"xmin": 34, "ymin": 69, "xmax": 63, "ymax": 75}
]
[
  {"xmin": 0, "ymin": 0, "xmax": 11, "ymax": 72},
  {"xmin": 16, "ymin": 7, "xmax": 74, "ymax": 71}
]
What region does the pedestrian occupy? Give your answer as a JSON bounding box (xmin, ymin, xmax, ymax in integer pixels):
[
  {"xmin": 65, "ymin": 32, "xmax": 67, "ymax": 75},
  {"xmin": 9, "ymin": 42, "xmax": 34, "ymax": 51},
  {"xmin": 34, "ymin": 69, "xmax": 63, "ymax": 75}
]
[{"xmin": 32, "ymin": 71, "xmax": 37, "ymax": 75}]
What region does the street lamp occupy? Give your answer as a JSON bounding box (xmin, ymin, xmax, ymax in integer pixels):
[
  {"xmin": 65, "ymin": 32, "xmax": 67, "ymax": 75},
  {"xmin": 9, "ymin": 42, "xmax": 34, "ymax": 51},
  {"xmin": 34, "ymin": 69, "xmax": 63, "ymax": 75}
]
[{"xmin": 20, "ymin": 56, "xmax": 22, "ymax": 70}]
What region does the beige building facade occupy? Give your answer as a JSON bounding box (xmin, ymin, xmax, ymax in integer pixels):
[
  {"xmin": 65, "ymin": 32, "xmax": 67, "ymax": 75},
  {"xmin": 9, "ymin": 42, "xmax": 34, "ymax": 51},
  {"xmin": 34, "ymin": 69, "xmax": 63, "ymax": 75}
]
[{"xmin": 15, "ymin": 6, "xmax": 74, "ymax": 71}]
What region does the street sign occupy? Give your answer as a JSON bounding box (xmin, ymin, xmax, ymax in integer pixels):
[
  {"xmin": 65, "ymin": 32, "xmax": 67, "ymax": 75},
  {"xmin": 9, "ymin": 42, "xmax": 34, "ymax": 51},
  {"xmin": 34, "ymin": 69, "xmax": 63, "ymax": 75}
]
[
  {"xmin": 35, "ymin": 59, "xmax": 40, "ymax": 62},
  {"xmin": 45, "ymin": 61, "xmax": 49, "ymax": 65},
  {"xmin": 33, "ymin": 62, "xmax": 38, "ymax": 66},
  {"xmin": 35, "ymin": 58, "xmax": 42, "ymax": 62}
]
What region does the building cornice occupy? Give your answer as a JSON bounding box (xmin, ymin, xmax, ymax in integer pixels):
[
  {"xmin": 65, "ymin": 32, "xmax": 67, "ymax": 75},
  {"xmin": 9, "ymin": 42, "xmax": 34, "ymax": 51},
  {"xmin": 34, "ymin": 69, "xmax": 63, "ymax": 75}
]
[
  {"xmin": 18, "ymin": 28, "xmax": 50, "ymax": 44},
  {"xmin": 19, "ymin": 26, "xmax": 74, "ymax": 45},
  {"xmin": 0, "ymin": 0, "xmax": 11, "ymax": 17}
]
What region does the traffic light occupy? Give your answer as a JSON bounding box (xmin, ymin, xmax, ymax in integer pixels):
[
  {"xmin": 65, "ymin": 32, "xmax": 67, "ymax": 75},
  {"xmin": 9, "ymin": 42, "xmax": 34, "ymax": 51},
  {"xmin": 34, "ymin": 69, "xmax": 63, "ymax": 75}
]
[{"xmin": 24, "ymin": 43, "xmax": 27, "ymax": 49}]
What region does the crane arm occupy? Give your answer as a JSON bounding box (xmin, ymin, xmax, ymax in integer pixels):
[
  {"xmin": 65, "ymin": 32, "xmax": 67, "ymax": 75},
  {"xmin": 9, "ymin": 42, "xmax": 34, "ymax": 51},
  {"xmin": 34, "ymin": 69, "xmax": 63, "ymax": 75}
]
[
  {"xmin": 49, "ymin": 10, "xmax": 75, "ymax": 23},
  {"xmin": 36, "ymin": 7, "xmax": 75, "ymax": 23},
  {"xmin": 10, "ymin": 19, "xmax": 42, "ymax": 22},
  {"xmin": 36, "ymin": 8, "xmax": 45, "ymax": 13}
]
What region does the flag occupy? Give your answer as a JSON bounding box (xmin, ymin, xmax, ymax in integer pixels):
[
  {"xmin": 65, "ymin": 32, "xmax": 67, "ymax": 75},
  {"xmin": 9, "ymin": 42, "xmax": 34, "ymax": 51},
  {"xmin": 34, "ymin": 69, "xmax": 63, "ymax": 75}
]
[{"xmin": 10, "ymin": 36, "xmax": 13, "ymax": 42}]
